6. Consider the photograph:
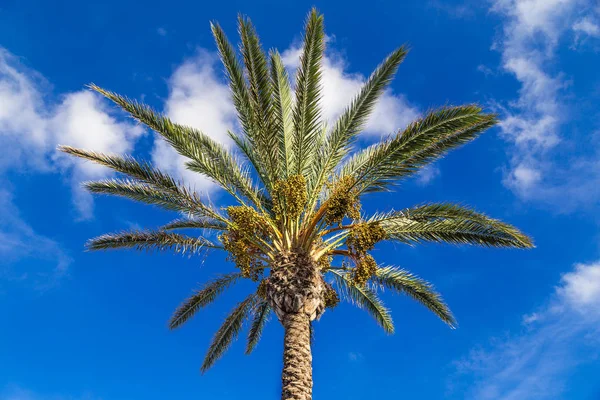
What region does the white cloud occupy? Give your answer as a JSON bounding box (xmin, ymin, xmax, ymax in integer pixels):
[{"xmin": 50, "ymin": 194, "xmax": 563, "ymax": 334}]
[
  {"xmin": 558, "ymin": 262, "xmax": 600, "ymax": 311},
  {"xmin": 415, "ymin": 165, "xmax": 441, "ymax": 186},
  {"xmin": 0, "ymin": 188, "xmax": 71, "ymax": 291},
  {"xmin": 452, "ymin": 261, "xmax": 600, "ymax": 399},
  {"xmin": 0, "ymin": 47, "xmax": 143, "ymax": 218},
  {"xmin": 152, "ymin": 49, "xmax": 237, "ymax": 192},
  {"xmin": 573, "ymin": 17, "xmax": 600, "ymax": 37},
  {"xmin": 488, "ymin": 0, "xmax": 600, "ymax": 210},
  {"xmin": 281, "ymin": 42, "xmax": 419, "ymax": 137}
]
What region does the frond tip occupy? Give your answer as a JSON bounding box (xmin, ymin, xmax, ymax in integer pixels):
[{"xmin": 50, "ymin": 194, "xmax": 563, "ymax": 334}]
[
  {"xmin": 201, "ymin": 294, "xmax": 257, "ymax": 372},
  {"xmin": 86, "ymin": 230, "xmax": 220, "ymax": 254},
  {"xmin": 374, "ymin": 266, "xmax": 456, "ymax": 328},
  {"xmin": 377, "ymin": 203, "xmax": 534, "ymax": 249},
  {"xmin": 329, "ymin": 269, "xmax": 394, "ymax": 333},
  {"xmin": 169, "ymin": 273, "xmax": 243, "ymax": 330}
]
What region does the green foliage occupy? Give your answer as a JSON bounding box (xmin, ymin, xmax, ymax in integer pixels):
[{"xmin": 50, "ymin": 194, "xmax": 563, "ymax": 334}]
[
  {"xmin": 60, "ymin": 9, "xmax": 534, "ymax": 373},
  {"xmin": 201, "ymin": 294, "xmax": 257, "ymax": 372},
  {"xmin": 330, "ymin": 269, "xmax": 394, "ymax": 333},
  {"xmin": 86, "ymin": 230, "xmax": 218, "ymax": 253},
  {"xmin": 291, "ymin": 8, "xmax": 325, "ymax": 177},
  {"xmin": 377, "ymin": 203, "xmax": 534, "ymax": 248},
  {"xmin": 340, "ymin": 105, "xmax": 498, "ymax": 193},
  {"xmin": 245, "ymin": 300, "xmax": 271, "ymax": 354},
  {"xmin": 88, "ymin": 84, "xmax": 264, "ymax": 208},
  {"xmin": 308, "ymin": 46, "xmax": 408, "ymax": 203},
  {"xmin": 169, "ymin": 273, "xmax": 243, "ymax": 329},
  {"xmin": 270, "ymin": 51, "xmax": 294, "ymax": 177},
  {"xmin": 374, "ymin": 266, "xmax": 455, "ymax": 327}
]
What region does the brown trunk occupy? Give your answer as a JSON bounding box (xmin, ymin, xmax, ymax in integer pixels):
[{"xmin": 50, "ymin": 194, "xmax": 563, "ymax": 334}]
[{"xmin": 281, "ymin": 312, "xmax": 313, "ymax": 400}]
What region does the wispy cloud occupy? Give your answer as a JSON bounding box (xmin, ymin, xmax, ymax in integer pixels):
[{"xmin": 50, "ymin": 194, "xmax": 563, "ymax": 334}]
[
  {"xmin": 0, "ymin": 385, "xmax": 100, "ymax": 400},
  {"xmin": 451, "ymin": 261, "xmax": 600, "ymax": 399},
  {"xmin": 0, "ymin": 188, "xmax": 71, "ymax": 292},
  {"xmin": 0, "ymin": 47, "xmax": 143, "ymax": 218},
  {"xmin": 488, "ymin": 0, "xmax": 600, "ymax": 211}
]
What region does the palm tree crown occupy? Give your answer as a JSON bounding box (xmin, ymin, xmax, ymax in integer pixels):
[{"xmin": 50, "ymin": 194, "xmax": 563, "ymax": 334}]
[{"xmin": 60, "ymin": 8, "xmax": 533, "ymax": 396}]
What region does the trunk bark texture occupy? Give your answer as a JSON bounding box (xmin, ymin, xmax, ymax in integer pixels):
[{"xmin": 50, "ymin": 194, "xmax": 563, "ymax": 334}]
[
  {"xmin": 281, "ymin": 312, "xmax": 312, "ymax": 400},
  {"xmin": 265, "ymin": 250, "xmax": 325, "ymax": 400}
]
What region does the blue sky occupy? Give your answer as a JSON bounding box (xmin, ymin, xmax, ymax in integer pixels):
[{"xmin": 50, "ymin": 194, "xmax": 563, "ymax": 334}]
[{"xmin": 1, "ymin": 0, "xmax": 600, "ymax": 399}]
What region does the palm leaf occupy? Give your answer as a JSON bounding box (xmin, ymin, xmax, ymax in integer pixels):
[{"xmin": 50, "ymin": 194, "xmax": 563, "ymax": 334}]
[
  {"xmin": 238, "ymin": 16, "xmax": 278, "ymax": 185},
  {"xmin": 86, "ymin": 230, "xmax": 219, "ymax": 253},
  {"xmin": 59, "ymin": 146, "xmax": 180, "ymax": 190},
  {"xmin": 329, "ymin": 269, "xmax": 394, "ymax": 333},
  {"xmin": 339, "ymin": 105, "xmax": 497, "ymax": 193},
  {"xmin": 291, "ymin": 8, "xmax": 325, "ymax": 177},
  {"xmin": 270, "ymin": 51, "xmax": 294, "ymax": 177},
  {"xmin": 375, "ymin": 203, "xmax": 533, "ymax": 248},
  {"xmin": 84, "ymin": 179, "xmax": 223, "ymax": 220},
  {"xmin": 308, "ymin": 46, "xmax": 408, "ymax": 204},
  {"xmin": 161, "ymin": 218, "xmax": 227, "ymax": 231},
  {"xmin": 201, "ymin": 294, "xmax": 257, "ymax": 372},
  {"xmin": 88, "ymin": 85, "xmax": 265, "ymax": 208},
  {"xmin": 245, "ymin": 300, "xmax": 271, "ymax": 354},
  {"xmin": 373, "ymin": 266, "xmax": 455, "ymax": 327},
  {"xmin": 169, "ymin": 273, "xmax": 243, "ymax": 329}
]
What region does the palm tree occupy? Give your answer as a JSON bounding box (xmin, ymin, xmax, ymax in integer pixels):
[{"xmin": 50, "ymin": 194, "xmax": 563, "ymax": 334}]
[{"xmin": 60, "ymin": 9, "xmax": 533, "ymax": 400}]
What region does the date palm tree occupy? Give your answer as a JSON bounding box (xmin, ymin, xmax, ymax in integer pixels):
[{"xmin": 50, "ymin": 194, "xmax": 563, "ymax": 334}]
[{"xmin": 60, "ymin": 9, "xmax": 532, "ymax": 400}]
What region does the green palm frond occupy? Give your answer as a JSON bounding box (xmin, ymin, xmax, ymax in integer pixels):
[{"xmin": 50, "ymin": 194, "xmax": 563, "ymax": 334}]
[
  {"xmin": 169, "ymin": 273, "xmax": 243, "ymax": 330},
  {"xmin": 201, "ymin": 294, "xmax": 257, "ymax": 372},
  {"xmin": 376, "ymin": 203, "xmax": 533, "ymax": 248},
  {"xmin": 329, "ymin": 269, "xmax": 394, "ymax": 333},
  {"xmin": 238, "ymin": 16, "xmax": 278, "ymax": 186},
  {"xmin": 270, "ymin": 51, "xmax": 294, "ymax": 178},
  {"xmin": 210, "ymin": 22, "xmax": 256, "ymax": 146},
  {"xmin": 88, "ymin": 85, "xmax": 265, "ymax": 209},
  {"xmin": 340, "ymin": 105, "xmax": 497, "ymax": 193},
  {"xmin": 308, "ymin": 46, "xmax": 408, "ymax": 204},
  {"xmin": 86, "ymin": 230, "xmax": 219, "ymax": 253},
  {"xmin": 291, "ymin": 8, "xmax": 325, "ymax": 177},
  {"xmin": 161, "ymin": 218, "xmax": 227, "ymax": 231},
  {"xmin": 245, "ymin": 300, "xmax": 271, "ymax": 354},
  {"xmin": 84, "ymin": 179, "xmax": 223, "ymax": 220},
  {"xmin": 59, "ymin": 146, "xmax": 180, "ymax": 190},
  {"xmin": 374, "ymin": 266, "xmax": 455, "ymax": 327}
]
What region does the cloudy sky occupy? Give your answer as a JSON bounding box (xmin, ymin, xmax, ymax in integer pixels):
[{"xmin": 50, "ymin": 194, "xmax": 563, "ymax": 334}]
[{"xmin": 1, "ymin": 0, "xmax": 599, "ymax": 399}]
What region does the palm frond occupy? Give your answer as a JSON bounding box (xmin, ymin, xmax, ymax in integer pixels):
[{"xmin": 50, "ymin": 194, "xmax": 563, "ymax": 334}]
[
  {"xmin": 161, "ymin": 218, "xmax": 227, "ymax": 231},
  {"xmin": 374, "ymin": 266, "xmax": 455, "ymax": 327},
  {"xmin": 308, "ymin": 46, "xmax": 408, "ymax": 204},
  {"xmin": 291, "ymin": 8, "xmax": 325, "ymax": 177},
  {"xmin": 376, "ymin": 203, "xmax": 534, "ymax": 248},
  {"xmin": 238, "ymin": 16, "xmax": 278, "ymax": 185},
  {"xmin": 84, "ymin": 179, "xmax": 223, "ymax": 220},
  {"xmin": 201, "ymin": 294, "xmax": 257, "ymax": 372},
  {"xmin": 270, "ymin": 51, "xmax": 294, "ymax": 177},
  {"xmin": 329, "ymin": 269, "xmax": 394, "ymax": 333},
  {"xmin": 210, "ymin": 22, "xmax": 256, "ymax": 142},
  {"xmin": 245, "ymin": 300, "xmax": 271, "ymax": 354},
  {"xmin": 169, "ymin": 273, "xmax": 243, "ymax": 329},
  {"xmin": 88, "ymin": 84, "xmax": 265, "ymax": 208},
  {"xmin": 86, "ymin": 230, "xmax": 219, "ymax": 253},
  {"xmin": 59, "ymin": 146, "xmax": 180, "ymax": 190},
  {"xmin": 339, "ymin": 105, "xmax": 497, "ymax": 193}
]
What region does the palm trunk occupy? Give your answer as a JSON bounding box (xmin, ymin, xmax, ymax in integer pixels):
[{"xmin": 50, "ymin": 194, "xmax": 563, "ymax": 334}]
[{"xmin": 281, "ymin": 312, "xmax": 312, "ymax": 400}]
